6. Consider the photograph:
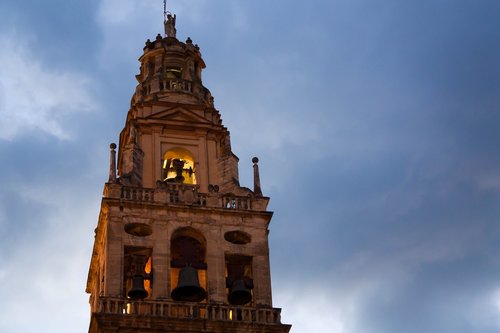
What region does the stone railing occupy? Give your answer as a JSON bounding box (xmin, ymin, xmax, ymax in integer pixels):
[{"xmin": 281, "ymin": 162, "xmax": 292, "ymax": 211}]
[
  {"xmin": 221, "ymin": 195, "xmax": 251, "ymax": 210},
  {"xmin": 105, "ymin": 183, "xmax": 269, "ymax": 211},
  {"xmin": 121, "ymin": 187, "xmax": 155, "ymax": 202},
  {"xmin": 139, "ymin": 78, "xmax": 193, "ymax": 97},
  {"xmin": 159, "ymin": 78, "xmax": 193, "ymax": 93},
  {"xmin": 96, "ymin": 297, "xmax": 283, "ymax": 325}
]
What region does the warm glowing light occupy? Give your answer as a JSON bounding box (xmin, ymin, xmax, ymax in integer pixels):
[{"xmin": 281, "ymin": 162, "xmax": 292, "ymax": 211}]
[
  {"xmin": 144, "ymin": 256, "xmax": 152, "ymax": 295},
  {"xmin": 145, "ymin": 257, "xmax": 152, "ymax": 274},
  {"xmin": 170, "ymin": 267, "xmax": 180, "ymax": 290},
  {"xmin": 163, "ymin": 148, "xmax": 196, "ymax": 184}
]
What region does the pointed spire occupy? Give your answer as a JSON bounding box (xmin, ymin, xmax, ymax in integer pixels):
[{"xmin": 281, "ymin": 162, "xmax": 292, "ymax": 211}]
[
  {"xmin": 252, "ymin": 157, "xmax": 263, "ymax": 196},
  {"xmin": 108, "ymin": 143, "xmax": 117, "ymax": 183}
]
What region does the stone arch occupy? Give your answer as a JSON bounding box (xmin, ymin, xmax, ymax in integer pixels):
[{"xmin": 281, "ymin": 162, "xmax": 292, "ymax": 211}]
[{"xmin": 170, "ymin": 227, "xmax": 207, "ymax": 299}]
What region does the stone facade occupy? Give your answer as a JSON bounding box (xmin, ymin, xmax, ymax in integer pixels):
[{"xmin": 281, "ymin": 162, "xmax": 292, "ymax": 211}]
[{"xmin": 86, "ymin": 21, "xmax": 291, "ymax": 333}]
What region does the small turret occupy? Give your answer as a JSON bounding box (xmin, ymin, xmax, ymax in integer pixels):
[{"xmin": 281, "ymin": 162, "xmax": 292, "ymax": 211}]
[{"xmin": 132, "ymin": 32, "xmax": 210, "ymax": 107}]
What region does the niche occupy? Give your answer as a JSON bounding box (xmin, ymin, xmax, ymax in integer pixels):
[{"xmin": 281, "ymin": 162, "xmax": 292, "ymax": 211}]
[
  {"xmin": 224, "ymin": 230, "xmax": 251, "ymax": 245},
  {"xmin": 124, "ymin": 223, "xmax": 153, "ymax": 237}
]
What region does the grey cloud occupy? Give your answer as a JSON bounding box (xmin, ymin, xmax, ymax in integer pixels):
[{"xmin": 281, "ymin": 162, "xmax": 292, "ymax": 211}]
[{"xmin": 1, "ymin": 1, "xmax": 500, "ymax": 332}]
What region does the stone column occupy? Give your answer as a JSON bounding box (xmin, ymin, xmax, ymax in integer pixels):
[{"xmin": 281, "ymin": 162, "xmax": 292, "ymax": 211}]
[
  {"xmin": 197, "ymin": 132, "xmax": 209, "ymax": 192},
  {"xmin": 152, "ymin": 220, "xmax": 170, "ymax": 299},
  {"xmin": 105, "ymin": 219, "xmax": 123, "ymax": 297},
  {"xmin": 206, "ymin": 229, "xmax": 226, "ymax": 303}
]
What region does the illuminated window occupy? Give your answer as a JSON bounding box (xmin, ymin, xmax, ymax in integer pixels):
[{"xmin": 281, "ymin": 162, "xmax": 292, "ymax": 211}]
[{"xmin": 162, "ymin": 148, "xmax": 196, "ymax": 184}]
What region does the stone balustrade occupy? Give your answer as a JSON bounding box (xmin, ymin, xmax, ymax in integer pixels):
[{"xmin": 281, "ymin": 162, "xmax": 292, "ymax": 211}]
[
  {"xmin": 222, "ymin": 195, "xmax": 251, "ymax": 210},
  {"xmin": 105, "ymin": 183, "xmax": 268, "ymax": 211},
  {"xmin": 141, "ymin": 78, "xmax": 193, "ymax": 96},
  {"xmin": 159, "ymin": 78, "xmax": 193, "ymax": 93},
  {"xmin": 97, "ymin": 297, "xmax": 283, "ymax": 325},
  {"xmin": 120, "ymin": 187, "xmax": 155, "ymax": 202}
]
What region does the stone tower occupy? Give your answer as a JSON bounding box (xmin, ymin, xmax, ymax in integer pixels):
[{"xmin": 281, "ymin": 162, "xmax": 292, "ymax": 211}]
[{"xmin": 85, "ymin": 15, "xmax": 291, "ymax": 333}]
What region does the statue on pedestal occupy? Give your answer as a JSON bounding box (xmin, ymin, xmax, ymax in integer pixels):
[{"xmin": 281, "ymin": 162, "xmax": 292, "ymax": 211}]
[{"xmin": 164, "ymin": 13, "xmax": 176, "ymax": 38}]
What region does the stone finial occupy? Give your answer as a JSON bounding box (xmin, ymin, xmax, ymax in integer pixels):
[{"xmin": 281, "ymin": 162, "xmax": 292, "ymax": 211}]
[
  {"xmin": 108, "ymin": 143, "xmax": 117, "ymax": 183},
  {"xmin": 252, "ymin": 157, "xmax": 263, "ymax": 196}
]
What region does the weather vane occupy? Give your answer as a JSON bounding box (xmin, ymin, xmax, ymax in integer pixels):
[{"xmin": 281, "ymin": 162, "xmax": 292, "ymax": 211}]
[
  {"xmin": 163, "ymin": 0, "xmax": 177, "ymax": 38},
  {"xmin": 163, "ymin": 0, "xmax": 167, "ymax": 24}
]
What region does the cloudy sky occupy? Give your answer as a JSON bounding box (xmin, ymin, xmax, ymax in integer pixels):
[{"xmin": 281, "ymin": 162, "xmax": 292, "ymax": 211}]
[{"xmin": 1, "ymin": 0, "xmax": 500, "ymax": 332}]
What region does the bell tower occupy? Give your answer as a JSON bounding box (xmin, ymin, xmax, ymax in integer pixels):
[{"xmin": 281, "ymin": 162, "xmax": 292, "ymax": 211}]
[{"xmin": 86, "ymin": 10, "xmax": 291, "ymax": 333}]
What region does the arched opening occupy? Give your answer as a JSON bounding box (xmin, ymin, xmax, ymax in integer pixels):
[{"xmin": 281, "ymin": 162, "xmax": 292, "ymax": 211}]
[
  {"xmin": 162, "ymin": 148, "xmax": 197, "ymax": 184},
  {"xmin": 165, "ymin": 67, "xmax": 182, "ymax": 79},
  {"xmin": 123, "ymin": 247, "xmax": 152, "ymax": 300},
  {"xmin": 225, "ymin": 254, "xmax": 253, "ymax": 306},
  {"xmin": 170, "ymin": 227, "xmax": 207, "ymax": 302}
]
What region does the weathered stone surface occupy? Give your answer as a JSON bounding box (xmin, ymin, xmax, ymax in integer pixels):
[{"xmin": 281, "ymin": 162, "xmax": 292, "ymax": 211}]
[{"xmin": 86, "ymin": 21, "xmax": 290, "ymax": 333}]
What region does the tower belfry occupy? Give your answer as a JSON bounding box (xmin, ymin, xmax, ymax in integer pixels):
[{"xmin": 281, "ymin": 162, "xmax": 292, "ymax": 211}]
[{"xmin": 86, "ymin": 12, "xmax": 291, "ymax": 333}]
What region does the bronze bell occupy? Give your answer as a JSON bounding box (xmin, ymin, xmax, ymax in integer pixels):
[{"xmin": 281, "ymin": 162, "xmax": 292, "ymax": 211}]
[
  {"xmin": 171, "ymin": 266, "xmax": 207, "ymax": 302},
  {"xmin": 128, "ymin": 274, "xmax": 148, "ymax": 299},
  {"xmin": 172, "ymin": 159, "xmax": 186, "ymax": 183},
  {"xmin": 228, "ymin": 279, "xmax": 252, "ymax": 305}
]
